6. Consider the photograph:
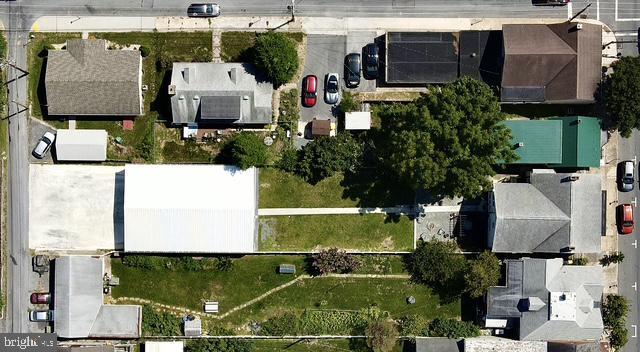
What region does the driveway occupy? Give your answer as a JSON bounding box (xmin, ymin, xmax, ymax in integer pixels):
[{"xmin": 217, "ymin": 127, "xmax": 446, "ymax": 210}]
[
  {"xmin": 29, "ymin": 119, "xmax": 56, "ymax": 164},
  {"xmin": 29, "ymin": 164, "xmax": 124, "ymax": 252}
]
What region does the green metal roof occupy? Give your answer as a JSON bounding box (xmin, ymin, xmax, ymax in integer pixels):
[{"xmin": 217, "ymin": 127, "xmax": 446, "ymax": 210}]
[
  {"xmin": 503, "ymin": 120, "xmax": 563, "ymax": 164},
  {"xmin": 552, "ymin": 116, "xmax": 601, "ymax": 168}
]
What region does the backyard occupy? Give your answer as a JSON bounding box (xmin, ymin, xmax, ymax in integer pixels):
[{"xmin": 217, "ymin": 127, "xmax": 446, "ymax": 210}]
[{"xmin": 112, "ymin": 255, "xmax": 460, "ymax": 335}]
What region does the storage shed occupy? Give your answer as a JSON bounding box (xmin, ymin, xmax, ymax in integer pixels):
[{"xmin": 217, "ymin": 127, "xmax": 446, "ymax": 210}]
[
  {"xmin": 55, "ymin": 129, "xmax": 108, "ymax": 162},
  {"xmin": 345, "ymin": 112, "xmax": 371, "ymax": 130}
]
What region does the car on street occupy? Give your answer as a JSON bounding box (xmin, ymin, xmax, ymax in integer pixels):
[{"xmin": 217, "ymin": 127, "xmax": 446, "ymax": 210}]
[
  {"xmin": 32, "ymin": 131, "xmax": 55, "ymax": 159},
  {"xmin": 344, "ymin": 53, "xmax": 361, "ymax": 88},
  {"xmin": 302, "ymin": 75, "xmax": 318, "ymax": 107},
  {"xmin": 363, "ymin": 43, "xmax": 379, "ymax": 79},
  {"xmin": 618, "ymin": 160, "xmax": 635, "ymax": 192},
  {"xmin": 30, "ymin": 292, "xmax": 51, "ymax": 305},
  {"xmin": 324, "ymin": 73, "xmax": 340, "ymax": 104},
  {"xmin": 187, "ymin": 3, "xmax": 220, "ymax": 17},
  {"xmin": 532, "ymin": 0, "xmax": 570, "ymax": 6},
  {"xmin": 617, "ymin": 204, "xmax": 634, "ymax": 235},
  {"xmin": 29, "ymin": 310, "xmax": 54, "ymax": 322}
]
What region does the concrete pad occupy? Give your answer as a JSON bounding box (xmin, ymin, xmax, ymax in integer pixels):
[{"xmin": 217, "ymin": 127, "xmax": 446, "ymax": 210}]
[{"xmin": 29, "ymin": 164, "xmax": 124, "ymax": 252}]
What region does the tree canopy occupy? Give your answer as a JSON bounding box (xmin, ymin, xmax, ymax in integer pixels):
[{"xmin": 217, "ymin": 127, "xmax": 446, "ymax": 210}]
[
  {"xmin": 378, "ymin": 77, "xmax": 516, "ymax": 199},
  {"xmin": 427, "ymin": 318, "xmax": 480, "ymax": 338},
  {"xmin": 407, "ymin": 240, "xmax": 466, "ymax": 288},
  {"xmin": 604, "ymin": 56, "xmax": 640, "ymax": 137},
  {"xmin": 365, "ymin": 320, "xmax": 399, "ymax": 352},
  {"xmin": 227, "ymin": 133, "xmax": 268, "ymax": 169},
  {"xmin": 464, "ymin": 251, "xmax": 501, "ymax": 298},
  {"xmin": 253, "ymin": 32, "xmax": 299, "ymax": 88},
  {"xmin": 296, "ymin": 132, "xmax": 363, "ymax": 183}
]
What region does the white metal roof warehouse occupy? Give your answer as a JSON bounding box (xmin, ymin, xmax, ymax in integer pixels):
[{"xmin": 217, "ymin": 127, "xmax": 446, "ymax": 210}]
[
  {"xmin": 124, "ymin": 164, "xmax": 258, "ymax": 253},
  {"xmin": 55, "ymin": 129, "xmax": 108, "ymax": 161}
]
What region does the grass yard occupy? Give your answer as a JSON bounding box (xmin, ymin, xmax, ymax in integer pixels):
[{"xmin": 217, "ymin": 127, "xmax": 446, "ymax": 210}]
[
  {"xmin": 221, "ymin": 31, "xmax": 305, "ymax": 62},
  {"xmin": 252, "ymin": 339, "xmax": 411, "ymax": 352},
  {"xmin": 259, "ymin": 215, "xmax": 414, "ymax": 252}
]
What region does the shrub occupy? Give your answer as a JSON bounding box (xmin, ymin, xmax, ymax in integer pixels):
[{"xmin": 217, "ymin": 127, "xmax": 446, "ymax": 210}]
[
  {"xmin": 186, "ymin": 338, "xmax": 253, "ymax": 352},
  {"xmin": 277, "ymin": 148, "xmax": 299, "ymax": 173},
  {"xmin": 407, "ymin": 240, "xmax": 466, "ymax": 288},
  {"xmin": 261, "ymin": 312, "xmax": 300, "ymax": 335},
  {"xmin": 227, "ymin": 133, "xmax": 269, "ymax": 169},
  {"xmin": 398, "ymin": 315, "xmax": 429, "ymax": 336},
  {"xmin": 427, "ymin": 318, "xmax": 480, "ymax": 338},
  {"xmin": 122, "ymin": 256, "xmax": 234, "ymax": 272},
  {"xmin": 296, "ymin": 132, "xmax": 363, "ymax": 184},
  {"xmin": 338, "ymin": 91, "xmax": 359, "ymax": 114},
  {"xmin": 311, "ymin": 248, "xmax": 361, "ymax": 275},
  {"xmin": 142, "ymin": 305, "xmax": 182, "ymax": 336},
  {"xmin": 464, "ymin": 251, "xmax": 501, "ymax": 298},
  {"xmin": 366, "ymin": 320, "xmax": 399, "ymax": 352},
  {"xmin": 139, "ymin": 45, "xmax": 151, "ymax": 57},
  {"xmin": 609, "ymin": 321, "xmax": 630, "ymax": 350},
  {"xmin": 571, "ymin": 256, "xmax": 589, "ymax": 265},
  {"xmin": 600, "ymin": 252, "xmax": 625, "ymax": 267},
  {"xmin": 252, "ymin": 32, "xmax": 299, "ymax": 87}
]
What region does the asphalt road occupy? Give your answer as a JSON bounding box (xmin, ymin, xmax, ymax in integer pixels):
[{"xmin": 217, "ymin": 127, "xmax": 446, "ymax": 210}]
[{"xmin": 616, "ymin": 133, "xmax": 640, "ymax": 352}]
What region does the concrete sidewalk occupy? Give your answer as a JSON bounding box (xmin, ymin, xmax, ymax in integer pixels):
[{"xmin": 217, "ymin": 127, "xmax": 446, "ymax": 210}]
[
  {"xmin": 257, "ymin": 204, "xmax": 483, "ymax": 216},
  {"xmin": 601, "ymin": 132, "xmax": 619, "ymax": 296}
]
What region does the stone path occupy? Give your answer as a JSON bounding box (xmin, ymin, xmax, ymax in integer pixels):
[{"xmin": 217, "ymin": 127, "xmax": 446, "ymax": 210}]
[
  {"xmin": 113, "ymin": 273, "xmax": 411, "ymax": 320},
  {"xmin": 212, "ymin": 30, "xmax": 222, "ymax": 63}
]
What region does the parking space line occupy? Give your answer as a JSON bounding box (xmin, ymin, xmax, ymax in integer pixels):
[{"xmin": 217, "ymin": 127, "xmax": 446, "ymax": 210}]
[
  {"xmin": 633, "ymin": 197, "xmax": 637, "ymax": 207},
  {"xmin": 633, "ymin": 325, "xmax": 637, "ymax": 338},
  {"xmin": 633, "ymin": 240, "xmax": 637, "ymax": 249},
  {"xmin": 633, "ymin": 282, "xmax": 637, "ymax": 292}
]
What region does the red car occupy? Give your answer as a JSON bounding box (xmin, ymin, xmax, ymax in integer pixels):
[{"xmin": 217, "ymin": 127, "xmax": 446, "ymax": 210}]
[
  {"xmin": 302, "ymin": 75, "xmax": 318, "ymax": 107},
  {"xmin": 30, "ymin": 292, "xmax": 51, "ymax": 305},
  {"xmin": 617, "ymin": 204, "xmax": 634, "ymax": 235}
]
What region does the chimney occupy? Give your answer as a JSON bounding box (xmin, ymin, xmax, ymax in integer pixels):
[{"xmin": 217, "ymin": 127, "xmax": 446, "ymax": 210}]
[
  {"xmin": 515, "ymin": 142, "xmax": 524, "ymax": 148},
  {"xmin": 229, "ymin": 68, "xmax": 238, "ymax": 84},
  {"xmin": 168, "ymin": 85, "xmax": 176, "ymax": 95}
]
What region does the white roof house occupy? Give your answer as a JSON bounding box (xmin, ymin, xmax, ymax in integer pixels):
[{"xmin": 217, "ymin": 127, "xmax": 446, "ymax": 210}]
[
  {"xmin": 345, "ymin": 112, "xmax": 371, "ymax": 130},
  {"xmin": 55, "ymin": 129, "xmax": 108, "ymax": 161},
  {"xmin": 124, "ymin": 164, "xmax": 258, "ymax": 253},
  {"xmin": 54, "ymin": 256, "xmax": 141, "ymax": 339}
]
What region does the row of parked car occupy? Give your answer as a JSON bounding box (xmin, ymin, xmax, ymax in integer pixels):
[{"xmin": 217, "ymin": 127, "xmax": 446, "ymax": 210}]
[
  {"xmin": 617, "ymin": 160, "xmax": 636, "ymax": 235},
  {"xmin": 301, "ymin": 43, "xmax": 379, "ymax": 108}
]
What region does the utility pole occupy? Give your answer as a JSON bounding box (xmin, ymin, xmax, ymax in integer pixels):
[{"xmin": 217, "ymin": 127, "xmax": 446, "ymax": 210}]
[
  {"xmin": 287, "ymin": 0, "xmax": 295, "ymax": 22},
  {"xmin": 0, "ymin": 59, "xmax": 28, "ymax": 76}
]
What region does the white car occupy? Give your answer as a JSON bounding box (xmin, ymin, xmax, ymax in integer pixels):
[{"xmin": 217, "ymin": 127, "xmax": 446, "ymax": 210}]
[
  {"xmin": 29, "ymin": 310, "xmax": 54, "ymax": 322},
  {"xmin": 325, "ymin": 73, "xmax": 340, "ymax": 105},
  {"xmin": 32, "ymin": 131, "xmax": 55, "ymax": 159}
]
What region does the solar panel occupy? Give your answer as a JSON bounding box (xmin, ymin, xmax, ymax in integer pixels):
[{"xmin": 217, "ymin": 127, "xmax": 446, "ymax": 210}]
[{"xmin": 200, "ymin": 96, "xmax": 242, "ymax": 120}]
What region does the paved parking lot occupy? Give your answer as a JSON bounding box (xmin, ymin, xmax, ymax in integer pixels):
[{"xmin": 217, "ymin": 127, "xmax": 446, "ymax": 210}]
[
  {"xmin": 300, "ymin": 32, "xmax": 379, "ymax": 125},
  {"xmin": 29, "ymin": 164, "xmax": 124, "ymax": 252},
  {"xmin": 29, "ymin": 119, "xmax": 57, "ymax": 164}
]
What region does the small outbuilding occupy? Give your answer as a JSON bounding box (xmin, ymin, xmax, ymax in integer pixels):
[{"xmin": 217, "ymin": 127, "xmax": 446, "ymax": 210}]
[
  {"xmin": 311, "ymin": 119, "xmax": 331, "ymax": 138},
  {"xmin": 184, "ymin": 317, "xmax": 202, "ymax": 337},
  {"xmin": 345, "ymin": 112, "xmax": 371, "ymax": 130},
  {"xmin": 55, "ymin": 129, "xmax": 108, "ymax": 162},
  {"xmin": 145, "ymin": 341, "xmax": 184, "ymax": 352}
]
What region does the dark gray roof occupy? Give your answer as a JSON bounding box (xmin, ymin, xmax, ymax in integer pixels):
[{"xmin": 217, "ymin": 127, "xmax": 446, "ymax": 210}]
[
  {"xmin": 170, "ymin": 63, "xmax": 273, "ymax": 125},
  {"xmin": 547, "ymin": 341, "xmax": 602, "ymax": 352},
  {"xmin": 486, "ymin": 258, "xmax": 603, "ymax": 342},
  {"xmin": 45, "ymin": 39, "xmax": 142, "ymax": 116},
  {"xmin": 459, "ymin": 31, "xmax": 503, "ymax": 87},
  {"xmin": 385, "ymin": 32, "xmax": 459, "ymax": 84},
  {"xmin": 415, "ymin": 338, "xmax": 461, "ymax": 352},
  {"xmin": 489, "ymin": 172, "xmax": 601, "ymax": 253}
]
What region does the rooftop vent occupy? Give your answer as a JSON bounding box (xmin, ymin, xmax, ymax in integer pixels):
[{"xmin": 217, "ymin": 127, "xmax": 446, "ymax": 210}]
[
  {"xmin": 515, "ymin": 142, "xmax": 524, "ymax": 148},
  {"xmin": 576, "ymin": 23, "xmax": 583, "ymax": 30},
  {"xmin": 183, "ymin": 67, "xmax": 193, "ymax": 83},
  {"xmin": 193, "ymin": 95, "xmax": 200, "ymax": 101},
  {"xmin": 229, "ymin": 67, "xmax": 238, "ymax": 84},
  {"xmin": 569, "ymin": 175, "xmax": 579, "ymax": 181},
  {"xmin": 168, "ymin": 85, "xmax": 176, "ymax": 95}
]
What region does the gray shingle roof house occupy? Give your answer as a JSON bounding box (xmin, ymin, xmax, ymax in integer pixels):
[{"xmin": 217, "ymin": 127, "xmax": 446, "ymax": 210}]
[
  {"xmin": 488, "ymin": 171, "xmax": 601, "ymax": 254},
  {"xmin": 45, "ymin": 39, "xmax": 143, "ymax": 116},
  {"xmin": 169, "ymin": 63, "xmax": 273, "ymax": 125},
  {"xmin": 485, "ymin": 258, "xmax": 603, "ymax": 341},
  {"xmin": 54, "ymin": 256, "xmax": 141, "ymax": 339}
]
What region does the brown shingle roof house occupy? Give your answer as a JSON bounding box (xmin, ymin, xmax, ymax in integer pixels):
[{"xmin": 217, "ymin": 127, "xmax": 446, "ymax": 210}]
[
  {"xmin": 45, "ymin": 39, "xmax": 143, "ymax": 116},
  {"xmin": 501, "ymin": 22, "xmax": 602, "ymax": 104}
]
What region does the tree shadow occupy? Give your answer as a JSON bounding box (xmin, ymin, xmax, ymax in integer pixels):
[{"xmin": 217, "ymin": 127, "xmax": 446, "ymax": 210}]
[
  {"xmin": 150, "ymin": 69, "xmax": 173, "ymax": 121},
  {"xmin": 37, "ymin": 57, "xmax": 49, "ymax": 118}
]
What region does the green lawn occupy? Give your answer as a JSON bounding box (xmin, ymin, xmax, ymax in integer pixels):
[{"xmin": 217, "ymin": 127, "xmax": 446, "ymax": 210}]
[
  {"xmin": 253, "ymin": 339, "xmax": 411, "ymax": 352},
  {"xmin": 260, "ymin": 168, "xmax": 359, "ymax": 208},
  {"xmin": 259, "ymin": 215, "xmax": 414, "ymax": 251},
  {"xmin": 221, "ymin": 31, "xmax": 305, "ymax": 62}
]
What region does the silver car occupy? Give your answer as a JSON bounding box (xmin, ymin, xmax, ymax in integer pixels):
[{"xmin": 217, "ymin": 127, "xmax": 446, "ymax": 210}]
[
  {"xmin": 325, "ymin": 73, "xmax": 340, "ymax": 105},
  {"xmin": 32, "ymin": 131, "xmax": 55, "ymax": 159},
  {"xmin": 187, "ymin": 3, "xmax": 220, "ymax": 17},
  {"xmin": 29, "ymin": 310, "xmax": 54, "ymax": 322}
]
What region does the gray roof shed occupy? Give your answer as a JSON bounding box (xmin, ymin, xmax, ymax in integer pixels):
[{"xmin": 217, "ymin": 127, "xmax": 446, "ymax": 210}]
[
  {"xmin": 486, "ymin": 258, "xmax": 603, "ymax": 341},
  {"xmin": 488, "ymin": 172, "xmax": 601, "ymax": 253},
  {"xmin": 169, "ymin": 63, "xmax": 273, "ymax": 125},
  {"xmin": 54, "ymin": 256, "xmax": 141, "ymax": 339},
  {"xmin": 45, "ymin": 39, "xmax": 142, "ymax": 116}
]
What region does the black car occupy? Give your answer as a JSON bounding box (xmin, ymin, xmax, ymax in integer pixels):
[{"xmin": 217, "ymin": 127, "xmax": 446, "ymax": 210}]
[
  {"xmin": 532, "ymin": 0, "xmax": 570, "ymax": 6},
  {"xmin": 363, "ymin": 43, "xmax": 379, "ymax": 79},
  {"xmin": 187, "ymin": 3, "xmax": 221, "ymax": 17},
  {"xmin": 344, "ymin": 53, "xmax": 361, "ymax": 88}
]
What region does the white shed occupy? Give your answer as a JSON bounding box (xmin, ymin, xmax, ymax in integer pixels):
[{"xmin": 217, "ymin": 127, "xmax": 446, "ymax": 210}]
[
  {"xmin": 55, "ymin": 129, "xmax": 108, "ymax": 161},
  {"xmin": 145, "ymin": 341, "xmax": 184, "ymax": 352},
  {"xmin": 124, "ymin": 164, "xmax": 258, "ymax": 253},
  {"xmin": 345, "ymin": 112, "xmax": 371, "ymax": 130}
]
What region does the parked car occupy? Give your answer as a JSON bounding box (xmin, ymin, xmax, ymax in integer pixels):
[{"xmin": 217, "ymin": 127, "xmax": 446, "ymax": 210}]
[
  {"xmin": 532, "ymin": 0, "xmax": 570, "ymax": 6},
  {"xmin": 324, "ymin": 73, "xmax": 340, "ymax": 104},
  {"xmin": 302, "ymin": 75, "xmax": 318, "ymax": 107},
  {"xmin": 29, "ymin": 310, "xmax": 54, "ymax": 322},
  {"xmin": 618, "ymin": 160, "xmax": 635, "ymax": 192},
  {"xmin": 617, "ymin": 204, "xmax": 634, "ymax": 235},
  {"xmin": 32, "ymin": 131, "xmax": 55, "ymax": 159},
  {"xmin": 344, "ymin": 53, "xmax": 361, "ymax": 88},
  {"xmin": 187, "ymin": 3, "xmax": 220, "ymax": 17},
  {"xmin": 363, "ymin": 43, "xmax": 379, "ymax": 79},
  {"xmin": 30, "ymin": 292, "xmax": 51, "ymax": 305}
]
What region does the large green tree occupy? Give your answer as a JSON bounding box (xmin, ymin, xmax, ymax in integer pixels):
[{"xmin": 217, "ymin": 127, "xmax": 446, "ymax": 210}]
[
  {"xmin": 464, "ymin": 251, "xmax": 501, "ymax": 298},
  {"xmin": 296, "ymin": 132, "xmax": 363, "ymax": 183},
  {"xmin": 227, "ymin": 133, "xmax": 268, "ymax": 169},
  {"xmin": 253, "ymin": 32, "xmax": 299, "ymax": 87},
  {"xmin": 407, "ymin": 240, "xmax": 466, "ymax": 287},
  {"xmin": 378, "ymin": 77, "xmax": 517, "ymax": 199},
  {"xmin": 604, "ymin": 56, "xmax": 640, "ymax": 137}
]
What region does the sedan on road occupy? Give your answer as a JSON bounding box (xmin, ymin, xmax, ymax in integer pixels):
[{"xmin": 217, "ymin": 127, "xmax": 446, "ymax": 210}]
[
  {"xmin": 32, "ymin": 131, "xmax": 55, "ymax": 159},
  {"xmin": 29, "ymin": 310, "xmax": 54, "ymax": 322},
  {"xmin": 187, "ymin": 3, "xmax": 220, "ymax": 17},
  {"xmin": 617, "ymin": 204, "xmax": 634, "ymax": 235},
  {"xmin": 618, "ymin": 160, "xmax": 635, "ymax": 192},
  {"xmin": 302, "ymin": 75, "xmax": 318, "ymax": 107},
  {"xmin": 30, "ymin": 292, "xmax": 51, "ymax": 305},
  {"xmin": 325, "ymin": 73, "xmax": 340, "ymax": 104}
]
